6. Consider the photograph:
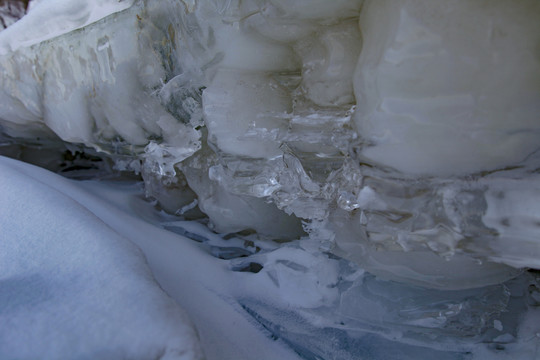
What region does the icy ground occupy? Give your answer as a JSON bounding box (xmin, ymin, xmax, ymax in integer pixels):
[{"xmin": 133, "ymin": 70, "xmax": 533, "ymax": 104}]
[
  {"xmin": 0, "ymin": 156, "xmax": 204, "ymax": 360},
  {"xmin": 1, "ymin": 155, "xmax": 539, "ymax": 360}
]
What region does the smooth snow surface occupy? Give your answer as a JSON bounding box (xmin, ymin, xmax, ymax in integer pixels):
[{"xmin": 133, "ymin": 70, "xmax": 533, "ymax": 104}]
[
  {"xmin": 0, "ymin": 156, "xmax": 302, "ymax": 360},
  {"xmin": 0, "ymin": 157, "xmax": 203, "ymax": 360}
]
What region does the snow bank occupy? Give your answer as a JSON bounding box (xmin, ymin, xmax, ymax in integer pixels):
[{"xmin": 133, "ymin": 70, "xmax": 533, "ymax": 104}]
[
  {"xmin": 0, "ymin": 156, "xmax": 302, "ymax": 360},
  {"xmin": 0, "ymin": 156, "xmax": 203, "ymax": 360}
]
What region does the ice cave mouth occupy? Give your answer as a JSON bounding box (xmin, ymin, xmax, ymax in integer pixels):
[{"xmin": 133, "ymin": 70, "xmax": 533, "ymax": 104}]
[{"xmin": 1, "ymin": 0, "xmax": 540, "ymax": 291}]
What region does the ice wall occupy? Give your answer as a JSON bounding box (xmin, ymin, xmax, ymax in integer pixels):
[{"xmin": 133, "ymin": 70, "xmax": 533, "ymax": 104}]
[
  {"xmin": 354, "ymin": 0, "xmax": 540, "ymax": 176},
  {"xmin": 1, "ymin": 0, "xmax": 540, "ymax": 291}
]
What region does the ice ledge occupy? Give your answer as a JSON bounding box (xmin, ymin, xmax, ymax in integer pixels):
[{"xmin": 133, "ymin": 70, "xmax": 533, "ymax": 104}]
[{"xmin": 0, "ymin": 0, "xmax": 539, "ymax": 292}]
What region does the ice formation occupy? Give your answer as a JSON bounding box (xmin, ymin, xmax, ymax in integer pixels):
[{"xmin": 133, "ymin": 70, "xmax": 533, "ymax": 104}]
[
  {"xmin": 1, "ymin": 0, "xmax": 540, "ymax": 358},
  {"xmin": 355, "ymin": 0, "xmax": 540, "ymax": 176}
]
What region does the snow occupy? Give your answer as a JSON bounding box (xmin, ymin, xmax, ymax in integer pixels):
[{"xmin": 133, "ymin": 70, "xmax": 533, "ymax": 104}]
[
  {"xmin": 1, "ymin": 159, "xmax": 539, "ymax": 360},
  {"xmin": 0, "ymin": 156, "xmax": 302, "ymax": 360},
  {"xmin": 0, "ymin": 0, "xmax": 134, "ymax": 54},
  {"xmin": 0, "ymin": 156, "xmax": 203, "ymax": 360}
]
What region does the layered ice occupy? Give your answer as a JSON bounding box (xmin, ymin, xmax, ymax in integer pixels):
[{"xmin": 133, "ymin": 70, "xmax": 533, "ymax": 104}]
[
  {"xmin": 0, "ymin": 0, "xmax": 200, "ymax": 166},
  {"xmin": 1, "ymin": 1, "xmax": 540, "ymax": 356},
  {"xmin": 354, "ymin": 0, "xmax": 540, "ymax": 176}
]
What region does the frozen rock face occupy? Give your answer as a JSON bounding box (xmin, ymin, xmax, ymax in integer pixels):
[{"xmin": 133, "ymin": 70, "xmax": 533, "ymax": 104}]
[{"xmin": 1, "ymin": 0, "xmax": 540, "ymax": 291}]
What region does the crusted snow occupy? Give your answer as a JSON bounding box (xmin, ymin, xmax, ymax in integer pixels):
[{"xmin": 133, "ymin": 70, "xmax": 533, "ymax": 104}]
[{"xmin": 0, "ymin": 0, "xmax": 134, "ymax": 54}]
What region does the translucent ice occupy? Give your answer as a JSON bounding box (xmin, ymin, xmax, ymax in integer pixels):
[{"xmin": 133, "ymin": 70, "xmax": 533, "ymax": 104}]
[{"xmin": 1, "ymin": 0, "xmax": 539, "ymax": 297}]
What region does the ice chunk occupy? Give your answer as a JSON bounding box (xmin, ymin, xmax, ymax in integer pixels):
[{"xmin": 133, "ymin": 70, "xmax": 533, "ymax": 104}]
[
  {"xmin": 482, "ymin": 178, "xmax": 540, "ymax": 269},
  {"xmin": 332, "ymin": 206, "xmax": 520, "ymax": 290},
  {"xmin": 0, "ymin": 0, "xmax": 200, "ymax": 170},
  {"xmin": 181, "ymin": 147, "xmax": 305, "ymax": 238},
  {"xmin": 203, "ymin": 69, "xmax": 291, "ymax": 159},
  {"xmin": 354, "ymin": 0, "xmax": 540, "ymax": 176},
  {"xmin": 294, "ymin": 19, "xmax": 361, "ymax": 107}
]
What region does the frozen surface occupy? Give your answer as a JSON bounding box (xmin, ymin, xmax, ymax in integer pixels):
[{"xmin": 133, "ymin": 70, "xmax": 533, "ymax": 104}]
[
  {"xmin": 1, "ymin": 156, "xmax": 539, "ymax": 359},
  {"xmin": 0, "ymin": 0, "xmax": 134, "ymax": 53},
  {"xmin": 1, "ymin": 0, "xmax": 540, "ymax": 358},
  {"xmin": 0, "ymin": 0, "xmax": 537, "ymax": 290},
  {"xmin": 354, "ymin": 0, "xmax": 540, "ymax": 176}
]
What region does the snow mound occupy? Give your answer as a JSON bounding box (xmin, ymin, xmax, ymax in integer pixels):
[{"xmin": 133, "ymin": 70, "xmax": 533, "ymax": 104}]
[{"xmin": 0, "ymin": 155, "xmax": 204, "ymax": 360}]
